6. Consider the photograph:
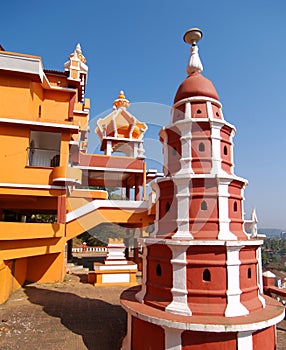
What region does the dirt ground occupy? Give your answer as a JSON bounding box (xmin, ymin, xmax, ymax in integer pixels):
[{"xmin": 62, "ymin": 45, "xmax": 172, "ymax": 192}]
[{"xmin": 0, "ymin": 273, "xmax": 285, "ymax": 350}]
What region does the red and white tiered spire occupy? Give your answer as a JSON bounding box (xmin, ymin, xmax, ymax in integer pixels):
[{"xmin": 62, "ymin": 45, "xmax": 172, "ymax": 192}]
[{"xmin": 121, "ymin": 28, "xmax": 284, "ymax": 350}]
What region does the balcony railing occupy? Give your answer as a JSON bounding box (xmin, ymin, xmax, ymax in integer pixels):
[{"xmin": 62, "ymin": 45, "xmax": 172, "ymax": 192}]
[{"xmin": 27, "ymin": 147, "xmax": 60, "ymax": 167}]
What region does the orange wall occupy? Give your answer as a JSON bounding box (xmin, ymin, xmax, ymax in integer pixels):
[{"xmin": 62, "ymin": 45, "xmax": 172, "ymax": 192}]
[
  {"xmin": 0, "ymin": 123, "xmax": 71, "ymax": 185},
  {"xmin": 0, "ymin": 74, "xmax": 72, "ymax": 123},
  {"xmin": 26, "ymin": 252, "xmax": 65, "ymax": 283},
  {"xmin": 0, "ymin": 258, "xmax": 28, "ymax": 304}
]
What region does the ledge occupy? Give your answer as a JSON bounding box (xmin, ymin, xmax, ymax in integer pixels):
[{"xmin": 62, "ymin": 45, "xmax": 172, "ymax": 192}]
[{"xmin": 121, "ymin": 286, "xmax": 285, "ymax": 333}]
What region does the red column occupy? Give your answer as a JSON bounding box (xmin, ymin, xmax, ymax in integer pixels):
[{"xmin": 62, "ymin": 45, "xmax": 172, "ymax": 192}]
[
  {"xmin": 126, "ymin": 185, "xmax": 130, "ymax": 200},
  {"xmin": 57, "ymin": 195, "xmax": 66, "ymax": 224},
  {"xmin": 134, "ymin": 175, "xmax": 140, "ymax": 201}
]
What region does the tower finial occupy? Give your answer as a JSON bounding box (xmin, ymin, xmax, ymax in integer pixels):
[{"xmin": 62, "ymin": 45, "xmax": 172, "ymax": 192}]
[
  {"xmin": 113, "ymin": 90, "xmax": 130, "ymax": 110},
  {"xmin": 183, "ymin": 27, "xmax": 203, "ymax": 75}
]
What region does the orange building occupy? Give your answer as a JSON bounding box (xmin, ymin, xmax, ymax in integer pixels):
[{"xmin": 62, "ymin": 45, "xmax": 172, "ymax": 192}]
[{"xmin": 0, "ymin": 44, "xmax": 156, "ymax": 303}]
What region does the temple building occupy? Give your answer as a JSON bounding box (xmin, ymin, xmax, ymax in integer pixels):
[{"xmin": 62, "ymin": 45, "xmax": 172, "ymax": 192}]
[
  {"xmin": 0, "ymin": 44, "xmax": 157, "ymax": 303},
  {"xmin": 120, "ymin": 28, "xmax": 285, "ymax": 350}
]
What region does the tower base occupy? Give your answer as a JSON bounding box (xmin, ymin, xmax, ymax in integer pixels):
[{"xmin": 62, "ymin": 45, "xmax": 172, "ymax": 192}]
[{"xmin": 120, "ymin": 286, "xmax": 284, "ymax": 350}]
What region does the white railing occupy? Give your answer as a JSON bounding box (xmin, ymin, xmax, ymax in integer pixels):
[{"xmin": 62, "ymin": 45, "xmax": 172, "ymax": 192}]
[
  {"xmin": 27, "ymin": 148, "xmax": 60, "ymax": 167},
  {"xmin": 72, "ymin": 246, "xmax": 108, "ymax": 253}
]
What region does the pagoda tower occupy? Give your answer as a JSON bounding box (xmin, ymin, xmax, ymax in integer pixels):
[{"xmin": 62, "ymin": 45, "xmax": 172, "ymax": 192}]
[{"xmin": 121, "ymin": 28, "xmax": 284, "ymax": 349}]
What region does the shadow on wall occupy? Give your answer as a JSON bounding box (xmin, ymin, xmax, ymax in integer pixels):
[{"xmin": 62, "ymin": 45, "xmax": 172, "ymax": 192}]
[{"xmin": 24, "ymin": 286, "xmax": 127, "ymax": 350}]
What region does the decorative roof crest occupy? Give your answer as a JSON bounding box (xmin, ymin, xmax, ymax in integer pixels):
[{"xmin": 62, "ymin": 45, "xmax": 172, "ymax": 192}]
[
  {"xmin": 113, "ymin": 90, "xmax": 130, "ymax": 110},
  {"xmin": 70, "ymin": 43, "xmax": 86, "ymax": 63}
]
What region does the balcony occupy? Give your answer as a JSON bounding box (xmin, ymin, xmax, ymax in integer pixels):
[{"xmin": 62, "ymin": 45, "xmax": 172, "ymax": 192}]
[
  {"xmin": 51, "ymin": 166, "xmax": 82, "ymax": 185},
  {"xmin": 0, "ymin": 221, "xmax": 64, "ymax": 240}
]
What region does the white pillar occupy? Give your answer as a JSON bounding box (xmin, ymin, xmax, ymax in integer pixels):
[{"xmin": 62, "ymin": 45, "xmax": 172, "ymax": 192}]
[
  {"xmin": 120, "ymin": 314, "xmax": 132, "ymax": 350},
  {"xmin": 237, "ymin": 331, "xmax": 253, "ymax": 350},
  {"xmin": 164, "ymin": 327, "xmax": 183, "ymax": 350},
  {"xmin": 256, "ymin": 246, "xmax": 266, "ymax": 307},
  {"xmin": 151, "ymin": 181, "xmax": 160, "ymax": 235},
  {"xmin": 178, "ymin": 123, "xmax": 193, "ymax": 175},
  {"xmin": 206, "ymin": 101, "xmax": 214, "ymax": 120},
  {"xmin": 217, "ymin": 179, "xmax": 237, "ymax": 240},
  {"xmin": 135, "ymin": 244, "xmax": 147, "ymax": 303},
  {"xmin": 172, "ymin": 178, "xmax": 193, "ymax": 240},
  {"xmin": 185, "ymin": 101, "xmax": 191, "ymax": 119},
  {"xmin": 225, "ymin": 246, "xmax": 249, "ymax": 317},
  {"xmin": 229, "ymin": 129, "xmax": 235, "ymax": 174},
  {"xmin": 210, "ymin": 122, "xmax": 222, "ymax": 175},
  {"xmin": 165, "ymin": 244, "xmax": 192, "ymax": 316},
  {"xmin": 161, "ymin": 129, "xmax": 169, "ymax": 176},
  {"xmin": 105, "ymin": 140, "xmax": 113, "ymax": 156}
]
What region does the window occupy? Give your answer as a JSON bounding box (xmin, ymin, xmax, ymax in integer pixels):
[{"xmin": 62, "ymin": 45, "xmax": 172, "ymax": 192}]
[
  {"xmin": 201, "ymin": 200, "xmax": 207, "ymax": 211},
  {"xmin": 216, "ymin": 112, "xmax": 220, "ymax": 117},
  {"xmin": 172, "ymin": 147, "xmax": 177, "ymax": 156},
  {"xmin": 233, "ymin": 201, "xmax": 238, "ymax": 212},
  {"xmin": 203, "ymin": 269, "xmax": 211, "ymax": 282},
  {"xmin": 196, "ymin": 109, "xmax": 202, "ymax": 114},
  {"xmin": 165, "ymin": 202, "xmax": 171, "ymax": 213},
  {"xmin": 248, "ymin": 267, "xmax": 252, "ymax": 279},
  {"xmin": 223, "ymin": 145, "xmax": 228, "ymax": 155},
  {"xmin": 156, "ymin": 263, "xmax": 162, "ymax": 277},
  {"xmin": 28, "ymin": 131, "xmax": 61, "ymax": 167},
  {"xmin": 199, "ymin": 142, "xmax": 205, "ymax": 152}
]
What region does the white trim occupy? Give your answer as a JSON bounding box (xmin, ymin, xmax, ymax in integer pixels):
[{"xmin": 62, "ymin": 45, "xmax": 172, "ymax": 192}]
[
  {"xmin": 165, "ymin": 245, "xmax": 192, "ymax": 316},
  {"xmin": 225, "ymin": 246, "xmax": 249, "ymax": 317},
  {"xmin": 164, "ymin": 327, "xmax": 182, "ymax": 350},
  {"xmin": 173, "ymin": 96, "xmax": 222, "ymax": 109},
  {"xmin": 156, "ymin": 173, "xmax": 248, "ymax": 185},
  {"xmin": 121, "ymin": 300, "xmax": 285, "ymax": 333},
  {"xmin": 237, "ymin": 331, "xmax": 253, "ymax": 350},
  {"xmin": 139, "ymin": 237, "xmax": 264, "ymax": 247},
  {"xmin": 168, "ymin": 113, "xmax": 236, "ymax": 134},
  {"xmin": 100, "ymin": 136, "xmax": 143, "ymax": 144},
  {"xmin": 66, "ymin": 199, "xmax": 148, "ymax": 222},
  {"xmin": 52, "ymin": 177, "xmax": 81, "ymax": 184},
  {"xmin": 0, "ymin": 182, "xmax": 65, "ymax": 190},
  {"xmin": 75, "ymin": 166, "xmax": 144, "ymax": 173},
  {"xmin": 73, "ymin": 109, "xmax": 89, "ymax": 115},
  {"xmin": 69, "ymin": 140, "xmax": 80, "ymax": 146},
  {"xmin": 0, "ymin": 117, "xmax": 79, "ymax": 130}
]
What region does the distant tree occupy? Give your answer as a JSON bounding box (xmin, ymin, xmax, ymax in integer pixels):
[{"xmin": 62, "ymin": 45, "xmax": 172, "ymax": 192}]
[{"xmin": 74, "ymin": 223, "xmax": 126, "ymax": 246}]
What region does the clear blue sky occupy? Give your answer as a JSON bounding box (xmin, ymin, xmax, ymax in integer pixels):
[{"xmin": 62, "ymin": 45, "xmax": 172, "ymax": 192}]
[{"xmin": 1, "ymin": 0, "xmax": 286, "ymax": 229}]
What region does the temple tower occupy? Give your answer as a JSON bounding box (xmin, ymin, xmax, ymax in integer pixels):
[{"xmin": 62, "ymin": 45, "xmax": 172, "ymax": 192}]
[
  {"xmin": 121, "ymin": 28, "xmax": 284, "ymax": 350},
  {"xmin": 96, "ymin": 90, "xmax": 147, "ymax": 159}
]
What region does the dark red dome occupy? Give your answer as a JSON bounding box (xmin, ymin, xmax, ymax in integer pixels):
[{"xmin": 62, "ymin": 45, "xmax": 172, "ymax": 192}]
[{"xmin": 174, "ymin": 72, "xmax": 219, "ymax": 104}]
